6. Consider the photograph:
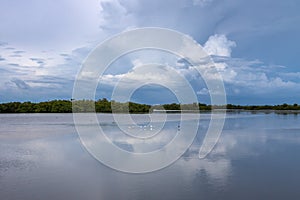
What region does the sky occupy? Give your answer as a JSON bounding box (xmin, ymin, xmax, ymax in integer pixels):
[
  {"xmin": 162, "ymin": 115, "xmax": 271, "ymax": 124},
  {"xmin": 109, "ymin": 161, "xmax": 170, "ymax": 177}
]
[{"xmin": 0, "ymin": 0, "xmax": 300, "ymax": 105}]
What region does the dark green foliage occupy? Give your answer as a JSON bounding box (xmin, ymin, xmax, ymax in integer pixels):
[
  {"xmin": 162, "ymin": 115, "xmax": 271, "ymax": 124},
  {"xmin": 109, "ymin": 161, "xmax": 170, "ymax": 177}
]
[
  {"xmin": 0, "ymin": 100, "xmax": 72, "ymax": 113},
  {"xmin": 73, "ymin": 100, "xmax": 94, "ymax": 112},
  {"xmin": 95, "ymin": 98, "xmax": 111, "ymax": 113},
  {"xmin": 0, "ymin": 99, "xmax": 299, "ymax": 113},
  {"xmin": 49, "ymin": 100, "xmax": 72, "ymax": 113},
  {"xmin": 0, "ymin": 98, "xmax": 151, "ymax": 113},
  {"xmin": 128, "ymin": 102, "xmax": 151, "ymax": 113},
  {"xmin": 163, "ymin": 103, "xmax": 180, "ymax": 110},
  {"xmin": 225, "ymin": 103, "xmax": 300, "ymax": 110},
  {"xmin": 199, "ymin": 103, "xmax": 212, "ymax": 111}
]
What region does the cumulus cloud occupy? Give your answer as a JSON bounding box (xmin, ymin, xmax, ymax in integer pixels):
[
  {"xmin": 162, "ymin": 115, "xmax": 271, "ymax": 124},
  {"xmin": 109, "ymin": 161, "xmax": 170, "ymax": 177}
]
[
  {"xmin": 99, "ymin": 0, "xmax": 136, "ymax": 31},
  {"xmin": 279, "ymin": 72, "xmax": 300, "ymax": 80},
  {"xmin": 203, "ymin": 34, "xmax": 236, "ymax": 57},
  {"xmin": 92, "ymin": 30, "xmax": 300, "ymax": 104},
  {"xmin": 197, "ymin": 88, "xmax": 209, "ymax": 95},
  {"xmin": 216, "ymin": 57, "xmax": 297, "ymax": 89},
  {"xmin": 0, "ymin": 0, "xmax": 299, "ymax": 103}
]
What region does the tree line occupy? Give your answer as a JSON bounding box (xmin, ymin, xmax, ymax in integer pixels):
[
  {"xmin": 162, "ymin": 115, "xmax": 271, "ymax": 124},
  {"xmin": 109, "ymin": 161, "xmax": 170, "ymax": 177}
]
[
  {"xmin": 0, "ymin": 98, "xmax": 299, "ymax": 113},
  {"xmin": 225, "ymin": 103, "xmax": 300, "ymax": 111}
]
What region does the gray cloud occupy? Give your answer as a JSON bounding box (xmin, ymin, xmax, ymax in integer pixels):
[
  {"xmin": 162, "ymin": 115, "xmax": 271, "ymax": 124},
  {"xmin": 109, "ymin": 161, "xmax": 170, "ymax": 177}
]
[
  {"xmin": 0, "ymin": 0, "xmax": 299, "ymax": 103},
  {"xmin": 0, "ymin": 41, "xmax": 8, "ymax": 46},
  {"xmin": 11, "ymin": 78, "xmax": 31, "ymax": 89},
  {"xmin": 28, "ymin": 75, "xmax": 73, "ymax": 85},
  {"xmin": 9, "ymin": 54, "xmax": 22, "ymax": 58},
  {"xmin": 5, "ymin": 47, "xmax": 15, "ymax": 50},
  {"xmin": 0, "ymin": 68, "xmax": 10, "ymax": 73},
  {"xmin": 30, "ymin": 58, "xmax": 45, "ymax": 65},
  {"xmin": 8, "ymin": 63, "xmax": 20, "ymax": 67},
  {"xmin": 59, "ymin": 53, "xmax": 69, "ymax": 57},
  {"xmin": 13, "ymin": 50, "xmax": 25, "ymax": 54}
]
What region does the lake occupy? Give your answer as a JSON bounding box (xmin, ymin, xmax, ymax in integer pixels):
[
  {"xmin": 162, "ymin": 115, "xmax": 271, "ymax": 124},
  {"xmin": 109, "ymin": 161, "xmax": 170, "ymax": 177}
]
[{"xmin": 0, "ymin": 113, "xmax": 300, "ymax": 200}]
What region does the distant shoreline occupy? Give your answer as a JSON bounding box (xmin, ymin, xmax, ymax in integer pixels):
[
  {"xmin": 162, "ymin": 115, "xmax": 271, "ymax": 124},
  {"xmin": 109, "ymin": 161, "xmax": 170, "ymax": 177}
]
[
  {"xmin": 0, "ymin": 99, "xmax": 299, "ymax": 114},
  {"xmin": 223, "ymin": 109, "xmax": 300, "ymax": 114}
]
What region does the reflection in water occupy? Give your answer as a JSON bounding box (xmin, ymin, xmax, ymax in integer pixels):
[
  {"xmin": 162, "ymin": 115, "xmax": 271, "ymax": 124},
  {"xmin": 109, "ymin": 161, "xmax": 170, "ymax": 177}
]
[{"xmin": 0, "ymin": 113, "xmax": 300, "ymax": 200}]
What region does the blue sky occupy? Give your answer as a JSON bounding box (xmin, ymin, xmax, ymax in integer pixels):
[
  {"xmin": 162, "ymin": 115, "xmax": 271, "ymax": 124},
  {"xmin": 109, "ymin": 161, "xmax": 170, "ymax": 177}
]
[{"xmin": 0, "ymin": 0, "xmax": 300, "ymax": 105}]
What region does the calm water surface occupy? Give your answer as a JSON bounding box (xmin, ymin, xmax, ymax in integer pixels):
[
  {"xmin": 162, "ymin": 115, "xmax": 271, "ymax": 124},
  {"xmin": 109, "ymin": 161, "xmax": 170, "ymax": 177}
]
[{"xmin": 0, "ymin": 113, "xmax": 300, "ymax": 200}]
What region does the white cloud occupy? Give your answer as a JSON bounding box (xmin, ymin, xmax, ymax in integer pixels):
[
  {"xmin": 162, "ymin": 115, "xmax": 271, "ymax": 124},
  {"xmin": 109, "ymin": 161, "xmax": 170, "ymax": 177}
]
[
  {"xmin": 99, "ymin": 0, "xmax": 136, "ymax": 31},
  {"xmin": 0, "ymin": 0, "xmax": 299, "ymax": 103},
  {"xmin": 101, "ymin": 63, "xmax": 189, "ymax": 89},
  {"xmin": 197, "ymin": 88, "xmax": 209, "ymax": 95},
  {"xmin": 279, "ymin": 72, "xmax": 300, "ymax": 79},
  {"xmin": 207, "ymin": 56, "xmax": 300, "ymax": 99},
  {"xmin": 95, "ymin": 32, "xmax": 299, "ymax": 102},
  {"xmin": 203, "ymin": 34, "xmax": 236, "ymax": 57},
  {"xmin": 192, "ymin": 0, "xmax": 214, "ymax": 6}
]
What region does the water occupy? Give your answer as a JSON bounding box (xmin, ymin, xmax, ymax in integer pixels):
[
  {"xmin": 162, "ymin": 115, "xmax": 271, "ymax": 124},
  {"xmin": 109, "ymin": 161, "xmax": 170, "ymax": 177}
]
[{"xmin": 0, "ymin": 113, "xmax": 300, "ymax": 200}]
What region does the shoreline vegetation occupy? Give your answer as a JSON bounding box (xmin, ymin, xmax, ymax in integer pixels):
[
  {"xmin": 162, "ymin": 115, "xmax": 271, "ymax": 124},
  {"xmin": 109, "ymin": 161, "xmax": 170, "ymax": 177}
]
[{"xmin": 0, "ymin": 98, "xmax": 300, "ymax": 114}]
